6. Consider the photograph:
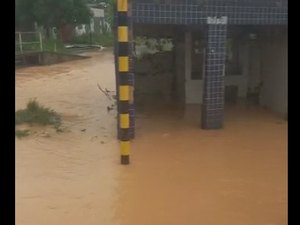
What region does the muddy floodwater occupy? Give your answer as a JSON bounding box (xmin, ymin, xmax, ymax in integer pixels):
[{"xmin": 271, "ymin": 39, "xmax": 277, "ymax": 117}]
[{"xmin": 16, "ymin": 50, "xmax": 287, "ymax": 225}]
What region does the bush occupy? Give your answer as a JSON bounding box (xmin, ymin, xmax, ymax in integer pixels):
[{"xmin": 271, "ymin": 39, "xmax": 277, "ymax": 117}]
[
  {"xmin": 42, "ymin": 39, "xmax": 66, "ymax": 53},
  {"xmin": 71, "ymin": 32, "xmax": 114, "ymax": 47},
  {"xmin": 15, "ymin": 99, "xmax": 61, "ymax": 127},
  {"xmin": 15, "ymin": 129, "xmax": 30, "ymax": 138},
  {"xmin": 18, "ymin": 38, "xmax": 66, "ymax": 53}
]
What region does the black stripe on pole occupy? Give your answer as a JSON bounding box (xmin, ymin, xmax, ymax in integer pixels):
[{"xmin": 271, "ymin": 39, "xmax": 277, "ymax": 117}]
[
  {"xmin": 118, "ymin": 43, "xmax": 129, "ymax": 56},
  {"xmin": 119, "ymin": 101, "xmax": 130, "ymax": 113},
  {"xmin": 117, "ymin": 0, "xmax": 131, "ymax": 165},
  {"xmin": 119, "ymin": 73, "xmax": 131, "ymax": 85},
  {"xmin": 118, "ymin": 12, "xmax": 128, "ymax": 26},
  {"xmin": 119, "ymin": 128, "xmax": 131, "ymax": 141},
  {"xmin": 121, "ymin": 155, "xmax": 130, "ymax": 164}
]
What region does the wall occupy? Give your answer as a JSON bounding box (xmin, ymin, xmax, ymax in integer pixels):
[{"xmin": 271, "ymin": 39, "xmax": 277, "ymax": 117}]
[
  {"xmin": 183, "ymin": 27, "xmax": 287, "ymax": 114},
  {"xmin": 134, "ymin": 51, "xmax": 174, "ymax": 103},
  {"xmin": 260, "ymin": 30, "xmax": 288, "ymax": 115},
  {"xmin": 184, "ymin": 31, "xmax": 249, "ymax": 104},
  {"xmin": 247, "ymin": 39, "xmax": 262, "ymax": 91},
  {"xmin": 133, "ymin": 26, "xmax": 287, "ymax": 115},
  {"xmin": 133, "ymin": 28, "xmax": 181, "ymax": 106},
  {"xmin": 185, "ymin": 31, "xmax": 204, "ymax": 104},
  {"xmin": 175, "ymin": 40, "xmax": 185, "ymax": 105},
  {"xmin": 224, "ymin": 39, "xmax": 249, "ymax": 100}
]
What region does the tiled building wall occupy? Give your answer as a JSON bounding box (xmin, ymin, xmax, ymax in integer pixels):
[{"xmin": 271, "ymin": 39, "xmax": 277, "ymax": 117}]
[
  {"xmin": 202, "ymin": 24, "xmax": 227, "ymax": 129},
  {"xmin": 127, "ymin": 0, "xmax": 287, "ymax": 129},
  {"xmin": 132, "ymin": 0, "xmax": 287, "ymax": 25},
  {"xmin": 260, "ymin": 28, "xmax": 288, "ymax": 115}
]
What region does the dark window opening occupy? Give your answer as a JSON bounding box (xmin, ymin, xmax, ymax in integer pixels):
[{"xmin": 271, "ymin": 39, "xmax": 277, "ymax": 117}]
[
  {"xmin": 191, "ymin": 38, "xmax": 205, "ymax": 80},
  {"xmin": 225, "ymin": 38, "xmax": 242, "ymax": 75},
  {"xmin": 225, "ymin": 85, "xmax": 239, "ymax": 104}
]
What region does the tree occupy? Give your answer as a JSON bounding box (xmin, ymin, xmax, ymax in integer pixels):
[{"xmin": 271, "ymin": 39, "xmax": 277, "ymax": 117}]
[
  {"xmin": 15, "ymin": 0, "xmax": 37, "ymax": 31},
  {"xmin": 105, "ymin": 0, "xmax": 115, "ymax": 29},
  {"xmin": 16, "ymin": 0, "xmax": 93, "ymax": 38}
]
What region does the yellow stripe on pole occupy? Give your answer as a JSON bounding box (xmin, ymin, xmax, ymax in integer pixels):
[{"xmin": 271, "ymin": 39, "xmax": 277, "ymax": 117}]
[
  {"xmin": 120, "ymin": 141, "xmax": 130, "ymax": 156},
  {"xmin": 119, "ymin": 56, "xmax": 129, "ymax": 72},
  {"xmin": 119, "ymin": 85, "xmax": 130, "ymax": 101},
  {"xmin": 117, "ymin": 0, "xmax": 128, "ymax": 12},
  {"xmin": 120, "ymin": 113, "xmax": 130, "ymax": 128},
  {"xmin": 118, "ymin": 26, "xmax": 128, "ymax": 42}
]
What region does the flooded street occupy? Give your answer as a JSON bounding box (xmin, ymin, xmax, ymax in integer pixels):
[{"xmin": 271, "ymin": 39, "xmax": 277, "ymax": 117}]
[
  {"xmin": 16, "ymin": 50, "xmax": 287, "ymax": 225},
  {"xmin": 117, "ymin": 106, "xmax": 287, "ymax": 225},
  {"xmin": 16, "ymin": 50, "xmax": 122, "ymax": 225}
]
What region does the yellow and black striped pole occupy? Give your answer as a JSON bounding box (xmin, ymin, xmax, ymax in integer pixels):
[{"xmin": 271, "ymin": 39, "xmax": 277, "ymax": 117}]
[{"xmin": 117, "ymin": 0, "xmax": 131, "ymax": 165}]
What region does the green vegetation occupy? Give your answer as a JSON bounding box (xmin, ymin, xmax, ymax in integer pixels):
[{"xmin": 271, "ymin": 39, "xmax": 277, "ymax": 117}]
[
  {"xmin": 17, "ymin": 38, "xmax": 66, "ymax": 53},
  {"xmin": 16, "ymin": 99, "xmax": 61, "ymax": 128},
  {"xmin": 71, "ymin": 33, "xmax": 114, "ymax": 47},
  {"xmin": 16, "ymin": 0, "xmax": 92, "ymax": 38},
  {"xmin": 15, "ymin": 129, "xmax": 31, "ymax": 138},
  {"xmin": 16, "ymin": 0, "xmax": 115, "ymax": 50},
  {"xmin": 135, "ymin": 36, "xmax": 174, "ymax": 59},
  {"xmin": 43, "ymin": 39, "xmax": 66, "ymax": 52}
]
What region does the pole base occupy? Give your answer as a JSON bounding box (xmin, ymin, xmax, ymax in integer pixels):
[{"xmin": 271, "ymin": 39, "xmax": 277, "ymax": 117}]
[{"xmin": 121, "ymin": 155, "xmax": 130, "ymax": 165}]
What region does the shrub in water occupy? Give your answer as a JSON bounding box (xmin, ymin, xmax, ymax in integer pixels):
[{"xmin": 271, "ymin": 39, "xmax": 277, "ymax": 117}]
[{"xmin": 15, "ymin": 99, "xmax": 61, "ymax": 127}]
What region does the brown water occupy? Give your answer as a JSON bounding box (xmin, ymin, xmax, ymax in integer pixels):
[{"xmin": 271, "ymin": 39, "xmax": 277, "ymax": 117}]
[
  {"xmin": 16, "ymin": 50, "xmax": 287, "ymax": 225},
  {"xmin": 16, "ymin": 50, "xmax": 121, "ymax": 225}
]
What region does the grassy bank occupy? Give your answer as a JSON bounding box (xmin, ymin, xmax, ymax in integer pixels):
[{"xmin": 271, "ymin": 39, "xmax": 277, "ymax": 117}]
[
  {"xmin": 70, "ymin": 33, "xmax": 114, "ymax": 47},
  {"xmin": 15, "ymin": 99, "xmax": 62, "ymax": 138}
]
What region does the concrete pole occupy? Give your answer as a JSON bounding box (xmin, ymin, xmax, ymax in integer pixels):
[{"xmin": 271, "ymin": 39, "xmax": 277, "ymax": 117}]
[
  {"xmin": 39, "ymin": 32, "xmax": 43, "ymax": 51},
  {"xmin": 201, "ymin": 16, "xmax": 228, "ymax": 129},
  {"xmin": 128, "ymin": 0, "xmax": 135, "ymax": 139},
  {"xmin": 117, "ymin": 0, "xmax": 131, "ymax": 165},
  {"xmin": 18, "ymin": 32, "xmax": 23, "ymax": 54}
]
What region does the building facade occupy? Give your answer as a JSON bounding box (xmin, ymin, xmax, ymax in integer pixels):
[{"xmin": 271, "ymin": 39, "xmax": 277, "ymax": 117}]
[{"xmin": 115, "ymin": 0, "xmax": 288, "ymax": 131}]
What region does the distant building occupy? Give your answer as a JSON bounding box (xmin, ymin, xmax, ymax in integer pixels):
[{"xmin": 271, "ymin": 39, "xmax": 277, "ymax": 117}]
[{"xmin": 75, "ymin": 3, "xmax": 111, "ymax": 36}]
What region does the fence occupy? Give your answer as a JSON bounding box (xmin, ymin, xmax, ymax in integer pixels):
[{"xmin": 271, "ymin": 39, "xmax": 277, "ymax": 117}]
[{"xmin": 15, "ymin": 32, "xmax": 43, "ymax": 54}]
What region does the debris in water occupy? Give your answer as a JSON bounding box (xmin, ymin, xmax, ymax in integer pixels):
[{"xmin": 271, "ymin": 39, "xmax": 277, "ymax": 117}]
[
  {"xmin": 107, "ymin": 106, "xmax": 114, "ymax": 112},
  {"xmin": 39, "ymin": 131, "xmax": 51, "ymax": 138},
  {"xmin": 162, "ymin": 133, "xmax": 170, "ymax": 138},
  {"xmin": 105, "ymin": 88, "xmax": 113, "ymax": 93},
  {"xmin": 64, "ymin": 44, "xmax": 104, "ymax": 50},
  {"xmin": 97, "ymin": 83, "xmax": 112, "ymax": 101},
  {"xmin": 90, "ymin": 136, "xmax": 98, "ymax": 141}
]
